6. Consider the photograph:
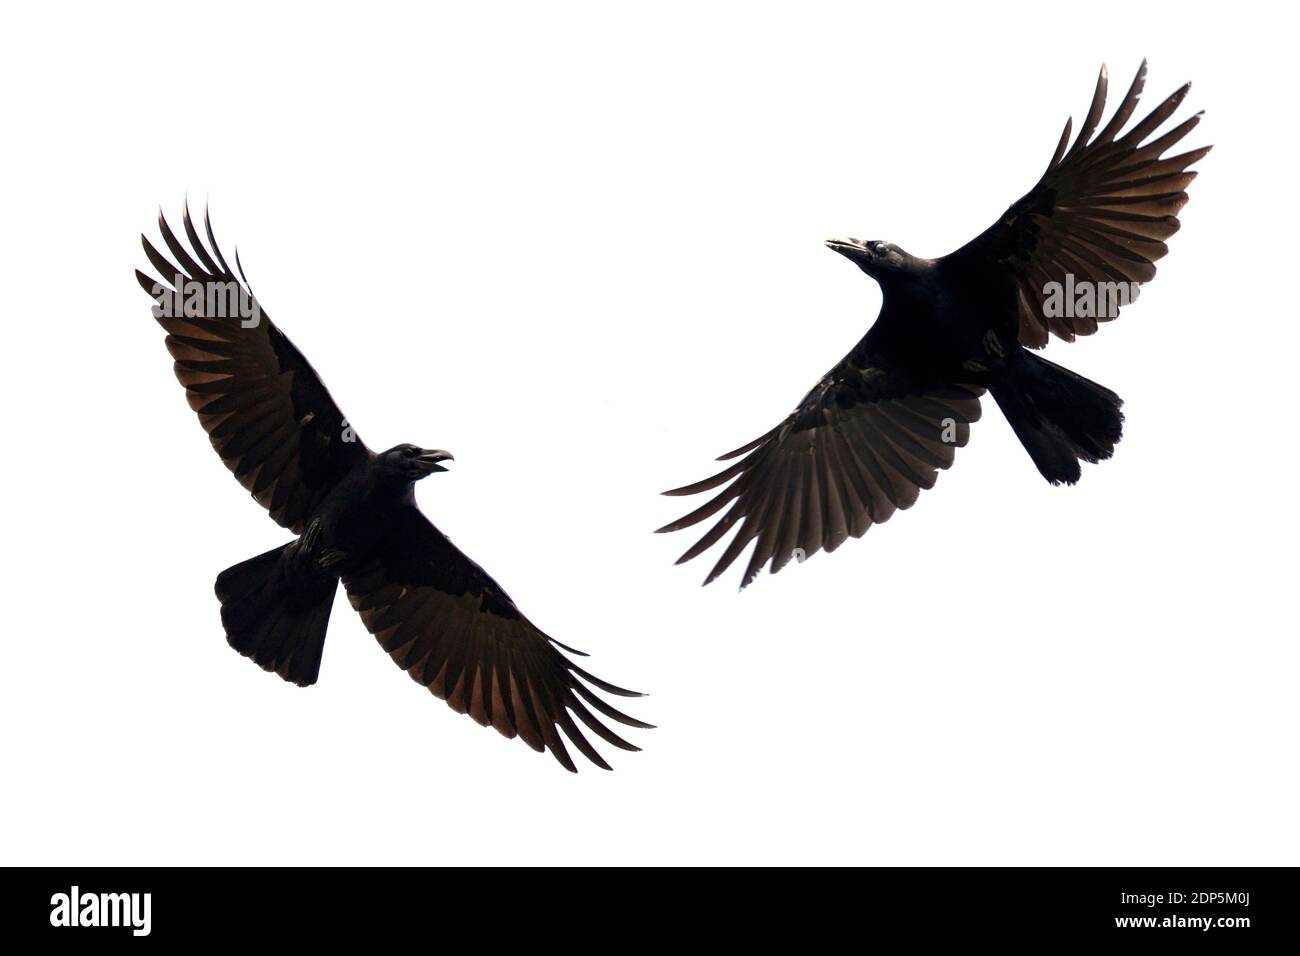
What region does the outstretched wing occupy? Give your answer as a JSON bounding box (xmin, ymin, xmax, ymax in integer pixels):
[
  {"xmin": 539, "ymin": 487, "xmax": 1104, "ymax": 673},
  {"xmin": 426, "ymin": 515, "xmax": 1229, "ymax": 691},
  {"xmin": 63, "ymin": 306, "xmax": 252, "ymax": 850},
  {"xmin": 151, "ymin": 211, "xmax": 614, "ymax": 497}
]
[
  {"xmin": 136, "ymin": 203, "xmax": 369, "ymax": 534},
  {"xmin": 658, "ymin": 345, "xmax": 983, "ymax": 589},
  {"xmin": 945, "ymin": 61, "xmax": 1211, "ymax": 347},
  {"xmin": 342, "ymin": 508, "xmax": 650, "ymax": 772}
]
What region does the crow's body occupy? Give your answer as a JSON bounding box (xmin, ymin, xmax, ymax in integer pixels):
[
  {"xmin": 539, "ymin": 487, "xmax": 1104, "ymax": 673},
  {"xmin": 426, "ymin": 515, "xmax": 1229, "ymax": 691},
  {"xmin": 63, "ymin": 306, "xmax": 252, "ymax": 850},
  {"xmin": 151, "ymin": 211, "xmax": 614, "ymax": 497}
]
[
  {"xmin": 138, "ymin": 206, "xmax": 648, "ymax": 771},
  {"xmin": 838, "ymin": 253, "xmax": 1009, "ymax": 379},
  {"xmin": 660, "ymin": 62, "xmax": 1208, "ymax": 588}
]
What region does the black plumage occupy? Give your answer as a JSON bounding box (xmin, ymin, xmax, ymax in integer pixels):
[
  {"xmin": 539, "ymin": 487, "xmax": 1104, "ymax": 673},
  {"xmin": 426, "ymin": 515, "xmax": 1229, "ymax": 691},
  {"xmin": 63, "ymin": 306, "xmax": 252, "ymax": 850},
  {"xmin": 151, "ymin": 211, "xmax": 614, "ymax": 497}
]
[
  {"xmin": 137, "ymin": 204, "xmax": 648, "ymax": 771},
  {"xmin": 659, "ymin": 62, "xmax": 1209, "ymax": 589}
]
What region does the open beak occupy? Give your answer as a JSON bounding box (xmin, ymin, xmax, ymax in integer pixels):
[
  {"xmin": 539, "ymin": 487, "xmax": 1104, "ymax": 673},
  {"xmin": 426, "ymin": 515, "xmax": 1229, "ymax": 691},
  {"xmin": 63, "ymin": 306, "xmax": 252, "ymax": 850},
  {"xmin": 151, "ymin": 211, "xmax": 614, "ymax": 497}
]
[
  {"xmin": 415, "ymin": 449, "xmax": 454, "ymax": 474},
  {"xmin": 825, "ymin": 237, "xmax": 873, "ymax": 266}
]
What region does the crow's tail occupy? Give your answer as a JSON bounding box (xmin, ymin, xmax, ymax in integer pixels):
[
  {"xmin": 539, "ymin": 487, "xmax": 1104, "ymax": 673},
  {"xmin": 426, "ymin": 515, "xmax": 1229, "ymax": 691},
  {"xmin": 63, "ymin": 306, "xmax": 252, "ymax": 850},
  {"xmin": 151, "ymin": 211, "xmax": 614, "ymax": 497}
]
[
  {"xmin": 214, "ymin": 544, "xmax": 337, "ymax": 687},
  {"xmin": 991, "ymin": 350, "xmax": 1124, "ymax": 485}
]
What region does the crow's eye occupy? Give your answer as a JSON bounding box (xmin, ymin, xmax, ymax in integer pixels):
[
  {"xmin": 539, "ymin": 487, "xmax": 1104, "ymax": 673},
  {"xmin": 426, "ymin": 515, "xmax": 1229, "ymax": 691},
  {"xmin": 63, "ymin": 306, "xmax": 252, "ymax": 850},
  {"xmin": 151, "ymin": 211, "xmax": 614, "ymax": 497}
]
[
  {"xmin": 873, "ymin": 242, "xmax": 889, "ymax": 255},
  {"xmin": 404, "ymin": 447, "xmax": 418, "ymax": 457}
]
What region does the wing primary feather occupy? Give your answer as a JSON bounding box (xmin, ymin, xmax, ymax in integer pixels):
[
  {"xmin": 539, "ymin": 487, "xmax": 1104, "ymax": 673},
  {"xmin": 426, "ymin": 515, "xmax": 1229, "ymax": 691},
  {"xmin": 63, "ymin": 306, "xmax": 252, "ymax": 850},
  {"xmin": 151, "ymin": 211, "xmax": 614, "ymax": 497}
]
[
  {"xmin": 676, "ymin": 498, "xmax": 745, "ymax": 566},
  {"xmin": 157, "ymin": 209, "xmax": 209, "ymax": 280},
  {"xmin": 1118, "ymin": 83, "xmax": 1191, "ymax": 148},
  {"xmin": 716, "ymin": 427, "xmax": 778, "ymax": 461},
  {"xmin": 565, "ymin": 660, "xmax": 645, "ymax": 698},
  {"xmin": 1065, "ymin": 64, "xmax": 1108, "ymax": 157},
  {"xmin": 529, "ymin": 679, "xmax": 577, "ymax": 773},
  {"xmin": 182, "ymin": 199, "xmax": 223, "ymax": 276},
  {"xmin": 736, "ymin": 462, "xmax": 786, "ymax": 587},
  {"xmin": 203, "ymin": 204, "xmax": 235, "ymax": 278},
  {"xmin": 553, "ymin": 708, "xmax": 612, "ymax": 771},
  {"xmin": 705, "ymin": 511, "xmax": 763, "ymax": 587},
  {"xmin": 571, "ymin": 683, "xmax": 656, "ymax": 729},
  {"xmin": 136, "ymin": 269, "xmax": 165, "ymax": 298},
  {"xmin": 546, "ymin": 635, "xmax": 590, "ymax": 657},
  {"xmin": 656, "ymin": 485, "xmax": 743, "ymax": 534},
  {"xmin": 234, "ymin": 247, "xmax": 254, "ymax": 292},
  {"xmin": 1045, "ymin": 117, "xmax": 1072, "ymax": 174},
  {"xmin": 567, "ymin": 695, "xmax": 642, "ymax": 751},
  {"xmin": 1095, "ymin": 59, "xmax": 1148, "ymax": 145},
  {"xmin": 141, "ymin": 236, "xmax": 183, "ymax": 289},
  {"xmin": 661, "ymin": 452, "xmax": 755, "ymax": 496}
]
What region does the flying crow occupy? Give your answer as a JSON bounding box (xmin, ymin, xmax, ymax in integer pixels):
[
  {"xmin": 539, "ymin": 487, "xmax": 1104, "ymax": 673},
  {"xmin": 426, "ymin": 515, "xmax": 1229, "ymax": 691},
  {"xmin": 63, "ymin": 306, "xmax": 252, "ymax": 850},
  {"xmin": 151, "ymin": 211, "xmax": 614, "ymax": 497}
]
[
  {"xmin": 659, "ymin": 62, "xmax": 1209, "ymax": 589},
  {"xmin": 137, "ymin": 204, "xmax": 649, "ymax": 771}
]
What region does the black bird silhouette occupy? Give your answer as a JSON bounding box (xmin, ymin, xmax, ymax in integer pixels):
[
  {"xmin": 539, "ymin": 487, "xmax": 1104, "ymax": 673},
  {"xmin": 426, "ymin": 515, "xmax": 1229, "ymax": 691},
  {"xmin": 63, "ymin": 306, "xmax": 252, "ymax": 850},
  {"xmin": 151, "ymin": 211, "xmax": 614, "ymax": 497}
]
[
  {"xmin": 659, "ymin": 62, "xmax": 1209, "ymax": 589},
  {"xmin": 136, "ymin": 204, "xmax": 649, "ymax": 771}
]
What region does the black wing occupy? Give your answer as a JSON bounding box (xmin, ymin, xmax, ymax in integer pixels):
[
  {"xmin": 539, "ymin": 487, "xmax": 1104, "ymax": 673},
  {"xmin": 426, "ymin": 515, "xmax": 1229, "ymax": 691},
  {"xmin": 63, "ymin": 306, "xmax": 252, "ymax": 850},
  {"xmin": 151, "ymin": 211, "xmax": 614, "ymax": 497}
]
[
  {"xmin": 945, "ymin": 61, "xmax": 1210, "ymax": 347},
  {"xmin": 342, "ymin": 508, "xmax": 650, "ymax": 772},
  {"xmin": 136, "ymin": 203, "xmax": 369, "ymax": 533},
  {"xmin": 659, "ymin": 343, "xmax": 983, "ymax": 589}
]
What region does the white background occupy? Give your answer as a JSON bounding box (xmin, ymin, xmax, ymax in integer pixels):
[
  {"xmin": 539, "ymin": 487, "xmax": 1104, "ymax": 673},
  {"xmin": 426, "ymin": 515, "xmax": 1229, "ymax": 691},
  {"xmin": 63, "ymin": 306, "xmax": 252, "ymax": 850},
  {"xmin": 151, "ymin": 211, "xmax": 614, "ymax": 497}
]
[{"xmin": 2, "ymin": 1, "xmax": 1295, "ymax": 865}]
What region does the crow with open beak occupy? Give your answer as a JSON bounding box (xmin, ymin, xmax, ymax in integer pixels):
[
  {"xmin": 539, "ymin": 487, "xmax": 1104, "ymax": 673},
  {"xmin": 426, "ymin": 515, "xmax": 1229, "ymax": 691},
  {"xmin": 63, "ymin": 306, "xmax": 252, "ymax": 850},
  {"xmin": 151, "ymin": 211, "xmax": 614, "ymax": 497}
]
[
  {"xmin": 137, "ymin": 204, "xmax": 649, "ymax": 771},
  {"xmin": 659, "ymin": 62, "xmax": 1209, "ymax": 589}
]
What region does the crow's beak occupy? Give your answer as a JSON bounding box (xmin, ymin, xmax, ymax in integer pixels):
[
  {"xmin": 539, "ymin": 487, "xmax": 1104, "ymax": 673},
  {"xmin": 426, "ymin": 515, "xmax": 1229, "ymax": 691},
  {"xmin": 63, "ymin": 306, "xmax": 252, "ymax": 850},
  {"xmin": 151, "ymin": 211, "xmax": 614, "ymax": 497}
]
[
  {"xmin": 416, "ymin": 449, "xmax": 454, "ymax": 473},
  {"xmin": 825, "ymin": 237, "xmax": 873, "ymax": 266}
]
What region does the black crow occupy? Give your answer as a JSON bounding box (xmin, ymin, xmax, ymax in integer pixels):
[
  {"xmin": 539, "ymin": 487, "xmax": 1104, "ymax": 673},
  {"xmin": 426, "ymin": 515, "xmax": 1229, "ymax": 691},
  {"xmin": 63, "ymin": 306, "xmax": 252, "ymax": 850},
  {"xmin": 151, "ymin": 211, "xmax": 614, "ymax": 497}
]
[
  {"xmin": 136, "ymin": 204, "xmax": 649, "ymax": 771},
  {"xmin": 659, "ymin": 62, "xmax": 1209, "ymax": 589}
]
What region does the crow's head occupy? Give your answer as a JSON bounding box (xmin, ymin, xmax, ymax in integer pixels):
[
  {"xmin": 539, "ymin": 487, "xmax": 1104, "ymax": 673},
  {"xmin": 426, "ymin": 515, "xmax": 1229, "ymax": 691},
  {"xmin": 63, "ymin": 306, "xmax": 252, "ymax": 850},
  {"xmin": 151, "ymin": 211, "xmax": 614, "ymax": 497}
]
[
  {"xmin": 825, "ymin": 238, "xmax": 912, "ymax": 279},
  {"xmin": 378, "ymin": 444, "xmax": 455, "ymax": 482}
]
